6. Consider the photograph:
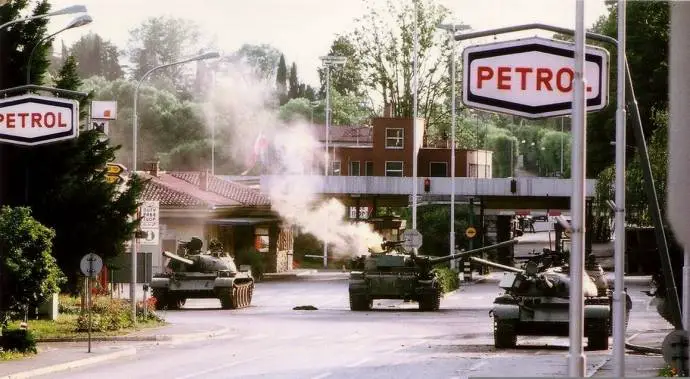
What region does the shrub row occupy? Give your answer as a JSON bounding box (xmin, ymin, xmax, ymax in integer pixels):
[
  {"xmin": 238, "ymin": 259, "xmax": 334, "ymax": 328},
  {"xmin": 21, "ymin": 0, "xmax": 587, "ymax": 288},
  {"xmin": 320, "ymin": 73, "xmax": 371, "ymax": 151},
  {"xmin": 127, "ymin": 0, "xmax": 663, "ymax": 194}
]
[{"xmin": 433, "ymin": 266, "xmax": 460, "ymax": 294}]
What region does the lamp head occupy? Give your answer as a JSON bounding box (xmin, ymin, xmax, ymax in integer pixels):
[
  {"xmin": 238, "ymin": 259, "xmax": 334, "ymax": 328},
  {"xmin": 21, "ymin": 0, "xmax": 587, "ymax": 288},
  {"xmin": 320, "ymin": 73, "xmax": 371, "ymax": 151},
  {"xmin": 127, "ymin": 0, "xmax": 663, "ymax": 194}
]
[
  {"xmin": 65, "ymin": 14, "xmax": 92, "ymax": 29},
  {"xmin": 49, "ymin": 4, "xmax": 87, "ymax": 16},
  {"xmin": 437, "ymin": 23, "xmax": 472, "ymax": 33},
  {"xmin": 194, "ymin": 51, "xmax": 221, "ymax": 61}
]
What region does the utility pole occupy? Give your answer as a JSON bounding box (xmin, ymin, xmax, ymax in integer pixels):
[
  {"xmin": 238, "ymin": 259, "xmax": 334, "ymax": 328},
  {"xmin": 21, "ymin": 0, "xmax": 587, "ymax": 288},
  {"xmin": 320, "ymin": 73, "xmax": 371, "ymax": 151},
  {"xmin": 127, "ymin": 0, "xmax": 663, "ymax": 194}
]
[{"xmin": 319, "ymin": 55, "xmax": 346, "ymax": 268}]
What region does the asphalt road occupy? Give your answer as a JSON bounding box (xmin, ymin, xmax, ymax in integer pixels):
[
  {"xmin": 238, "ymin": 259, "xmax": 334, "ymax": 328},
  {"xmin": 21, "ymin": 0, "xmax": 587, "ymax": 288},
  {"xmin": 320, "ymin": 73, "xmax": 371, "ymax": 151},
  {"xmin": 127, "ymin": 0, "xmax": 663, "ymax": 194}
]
[{"xmin": 38, "ymin": 273, "xmax": 671, "ymax": 379}]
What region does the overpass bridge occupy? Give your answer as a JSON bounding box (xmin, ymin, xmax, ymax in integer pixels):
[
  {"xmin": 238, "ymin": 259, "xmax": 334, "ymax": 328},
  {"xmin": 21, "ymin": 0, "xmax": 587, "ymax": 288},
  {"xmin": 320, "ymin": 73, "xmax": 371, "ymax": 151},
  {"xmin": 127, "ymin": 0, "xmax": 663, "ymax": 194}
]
[{"xmin": 257, "ymin": 175, "xmax": 597, "ymax": 215}]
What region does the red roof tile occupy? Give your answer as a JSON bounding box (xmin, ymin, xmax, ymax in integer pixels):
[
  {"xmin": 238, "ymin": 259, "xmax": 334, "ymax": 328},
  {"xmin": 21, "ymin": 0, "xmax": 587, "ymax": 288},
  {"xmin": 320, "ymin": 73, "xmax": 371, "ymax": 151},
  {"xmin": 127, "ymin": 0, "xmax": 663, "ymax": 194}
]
[
  {"xmin": 169, "ymin": 172, "xmax": 270, "ymax": 206},
  {"xmin": 139, "ymin": 175, "xmax": 210, "ymax": 208}
]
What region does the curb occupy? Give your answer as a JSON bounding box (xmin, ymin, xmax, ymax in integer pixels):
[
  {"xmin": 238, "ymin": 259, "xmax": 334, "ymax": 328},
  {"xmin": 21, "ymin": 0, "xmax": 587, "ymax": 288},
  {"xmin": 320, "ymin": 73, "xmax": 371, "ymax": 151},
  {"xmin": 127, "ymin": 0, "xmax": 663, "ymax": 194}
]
[
  {"xmin": 0, "ymin": 347, "xmax": 136, "ymax": 379},
  {"xmin": 36, "ymin": 326, "xmax": 231, "ymax": 343}
]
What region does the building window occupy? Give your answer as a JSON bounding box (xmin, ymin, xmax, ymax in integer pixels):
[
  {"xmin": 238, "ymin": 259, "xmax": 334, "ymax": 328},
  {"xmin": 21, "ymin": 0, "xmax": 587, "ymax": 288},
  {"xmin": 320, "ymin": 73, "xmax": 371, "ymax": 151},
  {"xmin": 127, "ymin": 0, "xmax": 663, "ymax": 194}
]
[
  {"xmin": 429, "ymin": 162, "xmax": 447, "ymax": 177},
  {"xmin": 365, "ymin": 161, "xmax": 374, "ymax": 176},
  {"xmin": 350, "ymin": 161, "xmax": 360, "ymax": 176},
  {"xmin": 385, "ymin": 161, "xmax": 403, "ymax": 177},
  {"xmin": 469, "ymin": 163, "xmax": 478, "ymax": 178},
  {"xmin": 385, "ymin": 128, "xmax": 404, "ymax": 149},
  {"xmin": 330, "ymin": 161, "xmax": 341, "ymax": 176}
]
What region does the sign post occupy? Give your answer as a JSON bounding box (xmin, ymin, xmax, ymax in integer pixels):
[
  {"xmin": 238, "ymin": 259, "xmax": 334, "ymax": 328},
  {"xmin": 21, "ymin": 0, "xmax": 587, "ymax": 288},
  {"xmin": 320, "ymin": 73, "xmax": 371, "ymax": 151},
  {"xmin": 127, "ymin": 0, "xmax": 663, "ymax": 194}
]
[
  {"xmin": 80, "ymin": 253, "xmax": 103, "ymax": 354},
  {"xmin": 401, "ymin": 229, "xmax": 423, "ymax": 252}
]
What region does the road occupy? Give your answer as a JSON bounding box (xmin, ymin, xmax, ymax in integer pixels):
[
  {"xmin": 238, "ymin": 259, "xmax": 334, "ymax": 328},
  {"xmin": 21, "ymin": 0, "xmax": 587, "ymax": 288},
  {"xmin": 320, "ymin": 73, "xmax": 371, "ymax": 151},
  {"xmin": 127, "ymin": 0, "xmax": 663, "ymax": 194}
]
[{"xmin": 39, "ymin": 273, "xmax": 670, "ymax": 379}]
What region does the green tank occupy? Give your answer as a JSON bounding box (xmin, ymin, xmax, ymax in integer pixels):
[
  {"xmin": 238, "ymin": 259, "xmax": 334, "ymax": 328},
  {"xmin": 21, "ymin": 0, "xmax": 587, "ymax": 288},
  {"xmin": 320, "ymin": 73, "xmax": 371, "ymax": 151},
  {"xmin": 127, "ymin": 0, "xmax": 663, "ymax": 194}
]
[
  {"xmin": 474, "ymin": 248, "xmax": 631, "ymax": 350},
  {"xmin": 150, "ymin": 237, "xmax": 254, "ymax": 310},
  {"xmin": 348, "ymin": 239, "xmax": 519, "ymax": 312}
]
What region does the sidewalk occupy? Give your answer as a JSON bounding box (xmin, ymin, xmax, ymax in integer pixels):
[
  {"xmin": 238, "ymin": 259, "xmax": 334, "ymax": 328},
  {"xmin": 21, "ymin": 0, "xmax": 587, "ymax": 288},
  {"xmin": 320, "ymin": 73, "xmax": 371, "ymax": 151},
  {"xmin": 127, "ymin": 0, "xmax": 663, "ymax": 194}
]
[
  {"xmin": 0, "ymin": 321, "xmax": 231, "ymax": 379},
  {"xmin": 590, "ymin": 329, "xmax": 671, "ymax": 377}
]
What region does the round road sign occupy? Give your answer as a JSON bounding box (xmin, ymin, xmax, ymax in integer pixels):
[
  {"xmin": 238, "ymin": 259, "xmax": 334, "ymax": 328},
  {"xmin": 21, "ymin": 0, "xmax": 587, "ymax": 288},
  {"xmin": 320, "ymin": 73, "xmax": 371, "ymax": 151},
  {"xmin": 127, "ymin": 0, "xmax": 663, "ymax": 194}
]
[
  {"xmin": 80, "ymin": 253, "xmax": 103, "ymax": 278},
  {"xmin": 465, "ymin": 227, "xmax": 477, "ymax": 239},
  {"xmin": 662, "ymin": 330, "xmax": 690, "ymax": 371},
  {"xmin": 401, "ymin": 229, "xmax": 423, "ymax": 251}
]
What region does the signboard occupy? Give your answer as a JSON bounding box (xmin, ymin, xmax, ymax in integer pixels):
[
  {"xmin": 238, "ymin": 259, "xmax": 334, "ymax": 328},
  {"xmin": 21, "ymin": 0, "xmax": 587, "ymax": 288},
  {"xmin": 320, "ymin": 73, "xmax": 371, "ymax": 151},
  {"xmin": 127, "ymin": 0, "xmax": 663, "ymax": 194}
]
[
  {"xmin": 91, "ymin": 101, "xmax": 117, "ymax": 120},
  {"xmin": 105, "ymin": 163, "xmax": 126, "ymax": 185},
  {"xmin": 80, "ymin": 253, "xmax": 103, "ymax": 277},
  {"xmin": 462, "ymin": 36, "xmax": 609, "ymax": 118},
  {"xmin": 0, "ymin": 94, "xmax": 78, "ymax": 146},
  {"xmin": 401, "ymin": 229, "xmax": 423, "ymax": 251},
  {"xmin": 138, "ymin": 200, "xmax": 159, "ymax": 246},
  {"xmin": 465, "ymin": 226, "xmax": 477, "ymax": 239}
]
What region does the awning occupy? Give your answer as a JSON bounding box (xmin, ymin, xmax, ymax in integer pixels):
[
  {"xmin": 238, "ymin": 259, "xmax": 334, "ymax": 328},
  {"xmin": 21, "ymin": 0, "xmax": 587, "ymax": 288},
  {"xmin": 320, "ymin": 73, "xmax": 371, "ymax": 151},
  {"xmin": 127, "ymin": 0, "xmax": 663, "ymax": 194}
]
[{"xmin": 206, "ymin": 217, "xmax": 279, "ymax": 226}]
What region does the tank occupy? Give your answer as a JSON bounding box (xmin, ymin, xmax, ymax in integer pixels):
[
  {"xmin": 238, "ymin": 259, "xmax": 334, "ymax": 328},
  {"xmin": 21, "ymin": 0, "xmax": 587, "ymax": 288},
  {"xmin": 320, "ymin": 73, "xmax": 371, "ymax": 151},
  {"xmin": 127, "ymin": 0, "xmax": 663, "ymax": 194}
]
[
  {"xmin": 348, "ymin": 239, "xmax": 519, "ymax": 312},
  {"xmin": 149, "ymin": 237, "xmax": 254, "ymax": 310},
  {"xmin": 474, "ymin": 248, "xmax": 632, "ymax": 350}
]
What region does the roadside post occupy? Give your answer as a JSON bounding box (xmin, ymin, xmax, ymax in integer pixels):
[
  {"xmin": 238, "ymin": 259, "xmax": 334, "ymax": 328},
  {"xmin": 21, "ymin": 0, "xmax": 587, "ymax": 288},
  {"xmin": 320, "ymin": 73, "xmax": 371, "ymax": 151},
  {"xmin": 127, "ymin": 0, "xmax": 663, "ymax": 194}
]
[
  {"xmin": 458, "ymin": 14, "xmax": 611, "ymax": 375},
  {"xmin": 80, "ymin": 253, "xmax": 103, "ymax": 353}
]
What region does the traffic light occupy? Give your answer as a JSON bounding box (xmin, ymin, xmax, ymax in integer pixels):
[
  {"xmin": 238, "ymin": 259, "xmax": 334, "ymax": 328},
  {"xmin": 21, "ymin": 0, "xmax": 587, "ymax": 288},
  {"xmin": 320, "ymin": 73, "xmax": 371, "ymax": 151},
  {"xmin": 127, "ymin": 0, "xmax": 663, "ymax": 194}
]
[{"xmin": 424, "ymin": 177, "xmax": 431, "ymax": 193}]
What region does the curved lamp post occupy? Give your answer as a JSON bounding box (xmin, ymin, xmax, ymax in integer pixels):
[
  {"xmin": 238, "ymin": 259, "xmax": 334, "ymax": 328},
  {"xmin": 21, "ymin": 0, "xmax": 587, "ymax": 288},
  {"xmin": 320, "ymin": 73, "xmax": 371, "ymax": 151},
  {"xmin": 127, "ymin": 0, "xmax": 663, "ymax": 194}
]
[
  {"xmin": 0, "ymin": 4, "xmax": 87, "ymax": 31},
  {"xmin": 130, "ymin": 51, "xmax": 220, "ymax": 321},
  {"xmin": 26, "ymin": 14, "xmax": 92, "ymax": 84}
]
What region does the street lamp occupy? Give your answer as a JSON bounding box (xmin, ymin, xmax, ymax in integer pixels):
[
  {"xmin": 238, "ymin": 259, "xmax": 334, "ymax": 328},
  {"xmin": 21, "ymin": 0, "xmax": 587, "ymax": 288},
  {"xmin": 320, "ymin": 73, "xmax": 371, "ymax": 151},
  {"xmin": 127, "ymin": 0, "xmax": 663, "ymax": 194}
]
[
  {"xmin": 319, "ymin": 54, "xmax": 346, "ymax": 269},
  {"xmin": 437, "ymin": 22, "xmax": 471, "ymax": 260},
  {"xmin": 26, "ymin": 14, "xmax": 93, "ymax": 84},
  {"xmin": 0, "ymin": 4, "xmax": 87, "ymax": 31},
  {"xmin": 130, "ymin": 50, "xmax": 219, "ymax": 322}
]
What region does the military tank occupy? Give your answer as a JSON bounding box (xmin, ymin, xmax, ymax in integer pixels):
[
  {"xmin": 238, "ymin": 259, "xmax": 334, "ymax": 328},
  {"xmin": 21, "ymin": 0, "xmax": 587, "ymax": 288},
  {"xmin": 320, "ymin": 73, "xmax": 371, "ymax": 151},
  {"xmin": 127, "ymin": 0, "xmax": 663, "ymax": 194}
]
[
  {"xmin": 473, "ymin": 248, "xmax": 631, "ymax": 350},
  {"xmin": 348, "ymin": 239, "xmax": 519, "ymax": 312},
  {"xmin": 150, "ymin": 237, "xmax": 254, "ymax": 310}
]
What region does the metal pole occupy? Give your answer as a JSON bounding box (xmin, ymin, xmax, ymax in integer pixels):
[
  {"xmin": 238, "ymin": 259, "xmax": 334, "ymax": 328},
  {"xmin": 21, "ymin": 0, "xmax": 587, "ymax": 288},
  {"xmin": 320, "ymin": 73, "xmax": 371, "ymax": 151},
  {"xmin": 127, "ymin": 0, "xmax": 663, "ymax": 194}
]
[
  {"xmin": 412, "ymin": 0, "xmax": 419, "ymax": 238},
  {"xmin": 568, "ymin": 0, "xmax": 586, "ymax": 376},
  {"xmin": 87, "ymin": 276, "xmax": 92, "ymax": 353},
  {"xmin": 131, "ymin": 82, "xmax": 140, "ymax": 323},
  {"xmin": 210, "ymin": 71, "xmax": 216, "ymax": 176},
  {"xmin": 561, "ymin": 117, "xmax": 565, "ymax": 178},
  {"xmin": 670, "ymin": 0, "xmax": 690, "ymax": 334},
  {"xmin": 449, "ymin": 27, "xmax": 456, "ymax": 258},
  {"xmin": 323, "ymin": 64, "xmax": 330, "ymax": 269},
  {"xmin": 613, "ymin": 0, "xmax": 627, "ymax": 375}
]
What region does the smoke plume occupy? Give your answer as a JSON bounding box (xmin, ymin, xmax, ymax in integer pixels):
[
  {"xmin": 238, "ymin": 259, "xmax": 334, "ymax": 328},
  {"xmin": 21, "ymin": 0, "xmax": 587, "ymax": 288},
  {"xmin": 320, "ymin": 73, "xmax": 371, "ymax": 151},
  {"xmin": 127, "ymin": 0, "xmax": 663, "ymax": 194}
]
[{"xmin": 206, "ymin": 61, "xmax": 382, "ymax": 258}]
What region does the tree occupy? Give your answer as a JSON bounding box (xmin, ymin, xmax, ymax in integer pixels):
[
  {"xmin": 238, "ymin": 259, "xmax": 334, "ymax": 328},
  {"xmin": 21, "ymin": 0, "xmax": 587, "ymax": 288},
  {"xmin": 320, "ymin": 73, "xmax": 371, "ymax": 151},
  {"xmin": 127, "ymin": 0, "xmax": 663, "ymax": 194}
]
[
  {"xmin": 126, "ymin": 16, "xmax": 201, "ymax": 90},
  {"xmin": 586, "ymin": 1, "xmax": 669, "ymax": 177},
  {"xmin": 69, "ymin": 32, "xmax": 123, "ymax": 80},
  {"xmin": 288, "ymin": 62, "xmax": 299, "ymax": 100},
  {"xmin": 275, "ymin": 54, "xmax": 287, "ymax": 104},
  {"xmin": 230, "ymin": 44, "xmax": 282, "ymax": 81},
  {"xmin": 319, "ymin": 35, "xmax": 364, "ymax": 97},
  {"xmin": 0, "ymin": 206, "xmax": 64, "ymax": 327},
  {"xmin": 349, "ymin": 0, "xmax": 454, "ymax": 131}
]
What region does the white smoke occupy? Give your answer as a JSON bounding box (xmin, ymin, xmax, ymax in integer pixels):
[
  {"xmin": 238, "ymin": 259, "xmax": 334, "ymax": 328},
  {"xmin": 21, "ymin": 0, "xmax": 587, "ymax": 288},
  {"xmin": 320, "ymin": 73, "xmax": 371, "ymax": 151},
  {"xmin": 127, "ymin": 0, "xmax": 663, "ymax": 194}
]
[{"xmin": 207, "ymin": 61, "xmax": 383, "ymax": 258}]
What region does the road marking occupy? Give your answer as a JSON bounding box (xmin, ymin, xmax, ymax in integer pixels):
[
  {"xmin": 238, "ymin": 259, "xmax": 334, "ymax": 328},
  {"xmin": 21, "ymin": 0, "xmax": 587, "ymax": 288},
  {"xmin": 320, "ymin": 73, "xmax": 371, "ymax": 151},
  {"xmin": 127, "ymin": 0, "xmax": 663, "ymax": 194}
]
[
  {"xmin": 174, "ymin": 357, "xmax": 259, "ymax": 379},
  {"xmin": 345, "ymin": 358, "xmax": 370, "ymax": 368},
  {"xmin": 310, "ymin": 372, "xmax": 332, "ymax": 379}
]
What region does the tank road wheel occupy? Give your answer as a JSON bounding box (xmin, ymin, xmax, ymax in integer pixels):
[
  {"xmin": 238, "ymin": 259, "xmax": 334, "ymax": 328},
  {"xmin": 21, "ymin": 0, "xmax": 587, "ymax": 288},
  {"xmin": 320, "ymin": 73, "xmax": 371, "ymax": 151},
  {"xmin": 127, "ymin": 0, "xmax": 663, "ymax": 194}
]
[
  {"xmin": 349, "ymin": 293, "xmax": 370, "ymax": 311},
  {"xmin": 151, "ymin": 288, "xmax": 168, "ymax": 310},
  {"xmin": 247, "ymin": 283, "xmax": 254, "ymax": 306},
  {"xmin": 219, "ymin": 288, "xmax": 234, "ymax": 310},
  {"xmin": 587, "ymin": 319, "xmax": 609, "ymax": 350},
  {"xmin": 494, "ymin": 319, "xmax": 517, "ymax": 349}
]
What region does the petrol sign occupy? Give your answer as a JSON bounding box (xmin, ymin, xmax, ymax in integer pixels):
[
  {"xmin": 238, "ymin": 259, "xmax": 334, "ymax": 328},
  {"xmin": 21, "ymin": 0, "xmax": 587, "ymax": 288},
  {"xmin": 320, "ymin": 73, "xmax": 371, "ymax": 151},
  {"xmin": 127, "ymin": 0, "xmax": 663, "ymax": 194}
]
[
  {"xmin": 462, "ymin": 36, "xmax": 609, "ymax": 118},
  {"xmin": 0, "ymin": 94, "xmax": 79, "ymax": 146}
]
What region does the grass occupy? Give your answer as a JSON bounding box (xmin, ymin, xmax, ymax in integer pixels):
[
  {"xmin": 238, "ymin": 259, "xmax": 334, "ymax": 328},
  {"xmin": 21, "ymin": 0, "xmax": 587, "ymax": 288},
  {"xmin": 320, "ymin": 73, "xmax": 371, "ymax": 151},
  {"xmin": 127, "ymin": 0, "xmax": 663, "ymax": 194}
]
[
  {"xmin": 0, "ymin": 350, "xmax": 32, "ymax": 360},
  {"xmin": 7, "ymin": 315, "xmax": 165, "ymax": 340}
]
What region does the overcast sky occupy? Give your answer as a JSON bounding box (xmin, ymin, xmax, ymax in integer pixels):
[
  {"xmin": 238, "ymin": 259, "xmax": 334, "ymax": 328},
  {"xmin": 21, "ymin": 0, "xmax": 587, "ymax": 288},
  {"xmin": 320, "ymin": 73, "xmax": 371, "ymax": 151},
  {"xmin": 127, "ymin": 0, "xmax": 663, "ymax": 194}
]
[{"xmin": 45, "ymin": 0, "xmax": 608, "ymax": 86}]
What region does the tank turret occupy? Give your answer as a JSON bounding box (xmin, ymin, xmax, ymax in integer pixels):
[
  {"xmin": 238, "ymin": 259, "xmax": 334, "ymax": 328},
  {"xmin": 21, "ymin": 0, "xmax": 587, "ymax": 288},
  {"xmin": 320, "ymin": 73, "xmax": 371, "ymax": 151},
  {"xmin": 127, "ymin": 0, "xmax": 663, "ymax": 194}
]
[{"xmin": 150, "ymin": 237, "xmax": 254, "ymax": 310}]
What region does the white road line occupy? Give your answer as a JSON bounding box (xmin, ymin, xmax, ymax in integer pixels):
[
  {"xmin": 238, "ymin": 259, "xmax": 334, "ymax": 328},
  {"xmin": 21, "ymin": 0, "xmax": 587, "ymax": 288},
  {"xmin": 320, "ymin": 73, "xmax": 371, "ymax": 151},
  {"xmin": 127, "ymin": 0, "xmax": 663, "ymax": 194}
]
[
  {"xmin": 174, "ymin": 357, "xmax": 259, "ymax": 379},
  {"xmin": 345, "ymin": 358, "xmax": 371, "ymax": 368},
  {"xmin": 310, "ymin": 372, "xmax": 332, "ymax": 379}
]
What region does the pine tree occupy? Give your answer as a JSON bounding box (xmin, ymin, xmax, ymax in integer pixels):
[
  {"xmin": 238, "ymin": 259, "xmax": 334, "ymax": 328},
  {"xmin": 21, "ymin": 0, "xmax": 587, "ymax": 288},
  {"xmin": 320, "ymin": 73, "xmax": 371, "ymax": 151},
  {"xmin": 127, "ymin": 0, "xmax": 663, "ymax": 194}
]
[
  {"xmin": 275, "ymin": 54, "xmax": 287, "ymax": 104},
  {"xmin": 288, "ymin": 62, "xmax": 299, "ymax": 100}
]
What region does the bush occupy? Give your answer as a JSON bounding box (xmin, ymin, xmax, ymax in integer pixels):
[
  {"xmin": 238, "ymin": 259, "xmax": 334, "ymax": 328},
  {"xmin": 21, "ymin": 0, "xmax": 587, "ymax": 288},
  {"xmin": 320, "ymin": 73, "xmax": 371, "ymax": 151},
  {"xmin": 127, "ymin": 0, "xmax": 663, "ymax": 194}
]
[
  {"xmin": 58, "ymin": 295, "xmax": 82, "ymax": 315},
  {"xmin": 235, "ymin": 247, "xmax": 265, "ymax": 280},
  {"xmin": 433, "ymin": 266, "xmax": 460, "ymax": 293},
  {"xmin": 76, "ymin": 297, "xmax": 132, "ymax": 332},
  {"xmin": 1, "ymin": 329, "xmax": 37, "ymax": 353}
]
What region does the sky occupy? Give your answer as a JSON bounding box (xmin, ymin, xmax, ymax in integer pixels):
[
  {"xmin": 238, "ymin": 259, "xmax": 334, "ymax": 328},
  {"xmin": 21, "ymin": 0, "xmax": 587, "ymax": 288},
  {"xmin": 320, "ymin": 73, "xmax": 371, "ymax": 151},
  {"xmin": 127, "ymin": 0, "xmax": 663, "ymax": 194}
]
[{"xmin": 45, "ymin": 0, "xmax": 609, "ymax": 86}]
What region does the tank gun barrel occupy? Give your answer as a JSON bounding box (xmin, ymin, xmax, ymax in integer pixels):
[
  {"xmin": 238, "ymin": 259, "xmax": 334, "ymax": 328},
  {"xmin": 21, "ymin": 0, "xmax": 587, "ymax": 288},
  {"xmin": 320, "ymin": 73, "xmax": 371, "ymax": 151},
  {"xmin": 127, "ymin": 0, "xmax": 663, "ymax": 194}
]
[
  {"xmin": 427, "ymin": 239, "xmax": 519, "ymax": 265},
  {"xmin": 470, "ymin": 256, "xmax": 524, "ymax": 273},
  {"xmin": 163, "ymin": 250, "xmax": 194, "ymax": 265}
]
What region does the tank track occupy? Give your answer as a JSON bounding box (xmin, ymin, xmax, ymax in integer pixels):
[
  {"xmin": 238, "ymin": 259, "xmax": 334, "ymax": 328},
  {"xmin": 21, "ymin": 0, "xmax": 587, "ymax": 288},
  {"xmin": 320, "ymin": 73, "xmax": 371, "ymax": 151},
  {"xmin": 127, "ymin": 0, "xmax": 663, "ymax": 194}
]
[{"xmin": 220, "ymin": 281, "xmax": 254, "ymax": 310}]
